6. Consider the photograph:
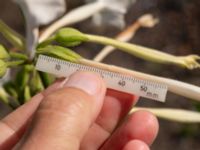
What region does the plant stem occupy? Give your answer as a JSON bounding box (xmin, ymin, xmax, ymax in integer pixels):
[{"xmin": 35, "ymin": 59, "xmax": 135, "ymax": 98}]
[
  {"xmin": 130, "ymin": 107, "xmax": 200, "ymax": 123},
  {"xmin": 86, "ymin": 34, "xmax": 200, "ymax": 69},
  {"xmin": 79, "ymin": 58, "xmax": 200, "ymax": 101}
]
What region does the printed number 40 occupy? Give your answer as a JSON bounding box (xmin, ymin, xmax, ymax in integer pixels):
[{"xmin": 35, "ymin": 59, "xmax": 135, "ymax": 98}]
[{"xmin": 118, "ymin": 80, "xmax": 126, "ymax": 87}]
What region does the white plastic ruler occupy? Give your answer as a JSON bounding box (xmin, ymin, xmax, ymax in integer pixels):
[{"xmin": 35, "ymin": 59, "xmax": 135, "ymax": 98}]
[{"xmin": 36, "ymin": 55, "xmax": 168, "ymax": 102}]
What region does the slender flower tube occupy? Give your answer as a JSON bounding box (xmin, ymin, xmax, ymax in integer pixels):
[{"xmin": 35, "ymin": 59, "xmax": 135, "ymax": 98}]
[
  {"xmin": 39, "ymin": 2, "xmax": 104, "ymax": 43},
  {"xmin": 86, "ymin": 34, "xmax": 200, "ymax": 69},
  {"xmin": 51, "ymin": 28, "xmax": 200, "ymax": 69},
  {"xmin": 36, "ymin": 45, "xmax": 200, "ymax": 101},
  {"xmin": 79, "ymin": 58, "xmax": 200, "ymax": 101},
  {"xmin": 130, "ymin": 107, "xmax": 200, "ymax": 123},
  {"xmin": 40, "ymin": 28, "xmax": 200, "ymax": 101},
  {"xmin": 93, "ymin": 14, "xmax": 159, "ymax": 62}
]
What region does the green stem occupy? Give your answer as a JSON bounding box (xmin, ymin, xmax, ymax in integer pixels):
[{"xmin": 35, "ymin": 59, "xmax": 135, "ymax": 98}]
[{"xmin": 85, "ymin": 34, "xmax": 200, "ymax": 69}]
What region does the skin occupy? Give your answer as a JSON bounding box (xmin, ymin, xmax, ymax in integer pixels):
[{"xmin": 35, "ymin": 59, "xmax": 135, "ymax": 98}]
[{"xmin": 0, "ymin": 71, "xmax": 159, "ymax": 150}]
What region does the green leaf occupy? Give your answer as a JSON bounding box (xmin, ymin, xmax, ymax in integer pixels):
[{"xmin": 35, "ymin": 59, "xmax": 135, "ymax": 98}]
[
  {"xmin": 37, "ymin": 45, "xmax": 82, "ymax": 62},
  {"xmin": 0, "ymin": 59, "xmax": 7, "ymax": 77},
  {"xmin": 55, "ymin": 28, "xmax": 88, "ymax": 47},
  {"xmin": 0, "ymin": 45, "xmax": 9, "ymax": 59}
]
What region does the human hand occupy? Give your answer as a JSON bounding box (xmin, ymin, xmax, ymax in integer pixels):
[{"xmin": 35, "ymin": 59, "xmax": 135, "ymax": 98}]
[{"xmin": 0, "ymin": 72, "xmax": 158, "ymax": 150}]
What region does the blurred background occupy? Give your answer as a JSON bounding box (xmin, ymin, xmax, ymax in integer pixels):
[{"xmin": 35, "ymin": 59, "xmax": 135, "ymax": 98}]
[{"xmin": 0, "ymin": 0, "xmax": 200, "ymax": 149}]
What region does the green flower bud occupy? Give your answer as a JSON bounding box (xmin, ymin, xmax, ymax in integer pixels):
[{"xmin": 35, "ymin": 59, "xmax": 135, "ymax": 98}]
[
  {"xmin": 3, "ymin": 81, "xmax": 18, "ymax": 99},
  {"xmin": 15, "ymin": 65, "xmax": 32, "ymax": 91},
  {"xmin": 55, "ymin": 28, "xmax": 88, "ymax": 47},
  {"xmin": 0, "ymin": 59, "xmax": 7, "ymax": 77},
  {"xmin": 30, "ymin": 71, "xmax": 44, "ymax": 94},
  {"xmin": 0, "ymin": 45, "xmax": 9, "ymax": 59},
  {"xmin": 37, "ymin": 45, "xmax": 82, "ymax": 63},
  {"xmin": 0, "ymin": 88, "xmax": 9, "ymax": 104},
  {"xmin": 0, "ymin": 20, "xmax": 25, "ymax": 50},
  {"xmin": 24, "ymin": 85, "xmax": 31, "ymax": 102}
]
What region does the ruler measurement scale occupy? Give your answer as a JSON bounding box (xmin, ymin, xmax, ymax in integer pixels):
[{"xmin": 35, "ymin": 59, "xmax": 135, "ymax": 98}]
[{"xmin": 36, "ymin": 55, "xmax": 168, "ymax": 102}]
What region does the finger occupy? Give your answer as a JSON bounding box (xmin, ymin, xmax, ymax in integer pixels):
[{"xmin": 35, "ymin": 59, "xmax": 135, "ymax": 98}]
[
  {"xmin": 80, "ymin": 90, "xmax": 138, "ymax": 149},
  {"xmin": 0, "ymin": 94, "xmax": 43, "ymax": 150},
  {"xmin": 102, "ymin": 89, "xmax": 139, "ymax": 129},
  {"xmin": 106, "ymin": 89, "xmax": 139, "ymax": 107},
  {"xmin": 101, "ymin": 110, "xmax": 159, "ymax": 150},
  {"xmin": 18, "ymin": 72, "xmax": 106, "ymax": 150},
  {"xmin": 122, "ymin": 140, "xmax": 150, "ymax": 150},
  {"xmin": 0, "ymin": 80, "xmax": 64, "ymax": 150}
]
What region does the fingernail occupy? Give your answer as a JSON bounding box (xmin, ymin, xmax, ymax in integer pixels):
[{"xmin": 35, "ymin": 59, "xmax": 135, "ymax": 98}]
[{"xmin": 64, "ymin": 71, "xmax": 103, "ymax": 96}]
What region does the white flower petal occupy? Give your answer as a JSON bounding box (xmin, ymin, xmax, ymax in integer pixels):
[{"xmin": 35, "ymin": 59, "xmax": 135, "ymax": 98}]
[
  {"xmin": 14, "ymin": 0, "xmax": 66, "ymax": 26},
  {"xmin": 93, "ymin": 10, "xmax": 125, "ymax": 28},
  {"xmin": 86, "ymin": 0, "xmax": 136, "ymax": 28},
  {"xmin": 14, "ymin": 0, "xmax": 66, "ymax": 58}
]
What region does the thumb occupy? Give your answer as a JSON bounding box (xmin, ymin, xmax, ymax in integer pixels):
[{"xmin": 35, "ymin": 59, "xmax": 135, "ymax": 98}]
[{"xmin": 19, "ymin": 72, "xmax": 106, "ymax": 150}]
